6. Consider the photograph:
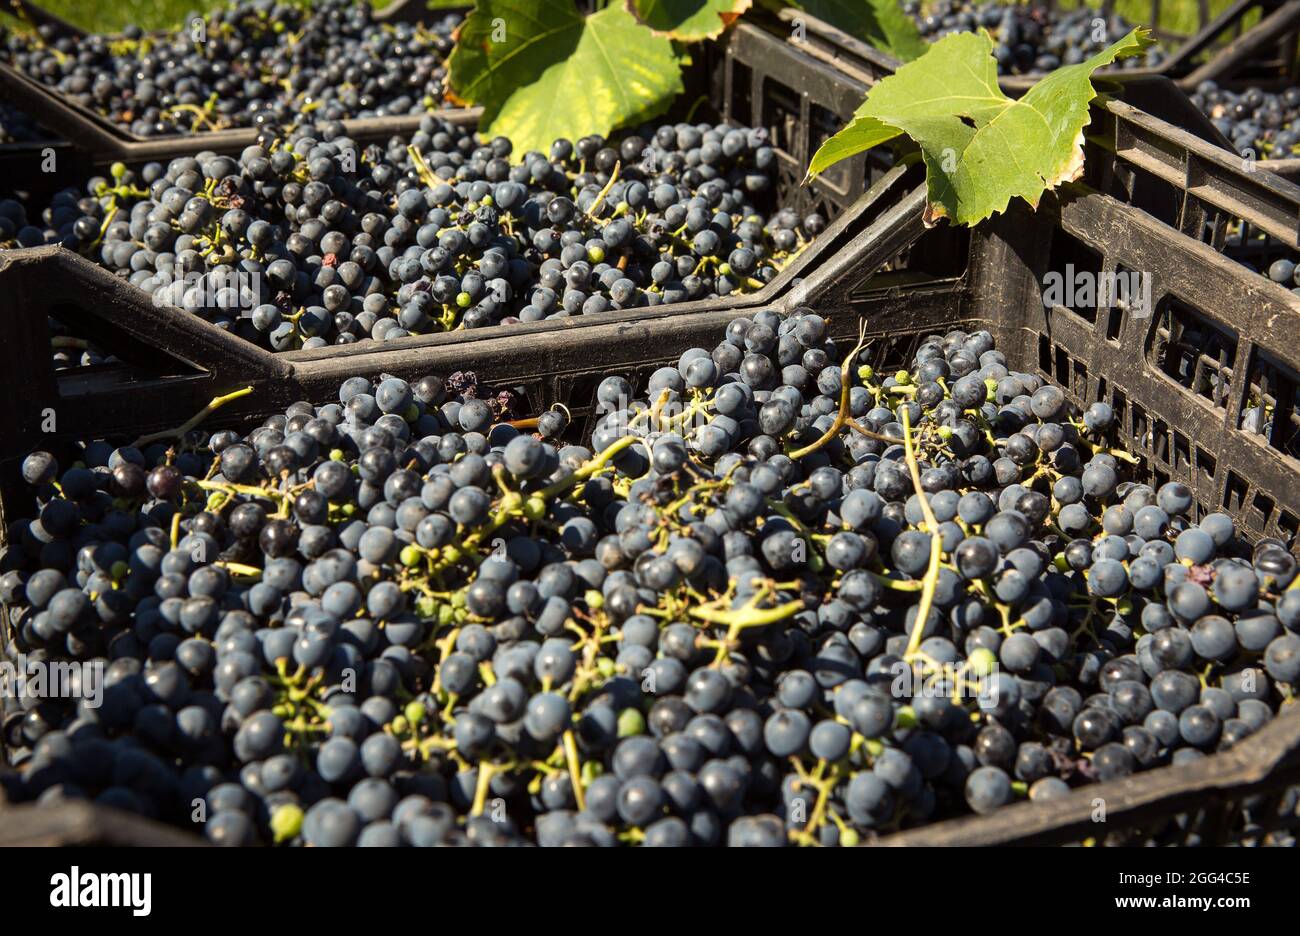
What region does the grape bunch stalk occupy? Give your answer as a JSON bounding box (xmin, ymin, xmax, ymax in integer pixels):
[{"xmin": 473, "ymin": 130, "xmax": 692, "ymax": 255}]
[{"xmin": 2, "ymin": 306, "xmax": 1298, "ymax": 847}]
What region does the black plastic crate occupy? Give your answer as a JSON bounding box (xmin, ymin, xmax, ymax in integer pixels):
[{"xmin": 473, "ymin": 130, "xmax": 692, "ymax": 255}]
[
  {"xmin": 804, "ymin": 173, "xmax": 1300, "ymax": 541},
  {"xmin": 1084, "ymin": 97, "xmax": 1300, "ymax": 238},
  {"xmin": 776, "ymin": 0, "xmax": 1300, "ymax": 94},
  {"xmin": 0, "ymin": 9, "xmax": 891, "ymax": 487},
  {"xmin": 0, "ymin": 160, "xmax": 923, "ymax": 521},
  {"xmin": 6, "ymin": 162, "xmax": 1300, "ymax": 846},
  {"xmin": 805, "ymin": 11, "xmax": 1300, "ymax": 280},
  {"xmin": 1081, "ymin": 94, "xmax": 1300, "ymax": 300},
  {"xmin": 0, "ymin": 800, "xmax": 208, "ymax": 845},
  {"xmin": 713, "ymin": 19, "xmax": 894, "ymax": 220},
  {"xmin": 815, "ymin": 186, "xmax": 1300, "ymax": 843},
  {"xmin": 0, "ymin": 173, "xmax": 923, "ymax": 851},
  {"xmin": 4, "ymin": 7, "xmax": 1300, "ymax": 850},
  {"xmin": 0, "ymin": 15, "xmax": 1240, "ymax": 405},
  {"xmin": 0, "ymin": 0, "xmax": 477, "ymax": 164},
  {"xmin": 5, "ymin": 169, "xmax": 1300, "ymax": 846}
]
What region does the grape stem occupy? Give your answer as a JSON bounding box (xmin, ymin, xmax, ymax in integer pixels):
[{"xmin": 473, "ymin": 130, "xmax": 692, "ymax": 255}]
[
  {"xmin": 470, "ymin": 760, "xmax": 516, "ymax": 816},
  {"xmin": 689, "ymin": 585, "xmax": 805, "ymax": 665},
  {"xmin": 845, "ymin": 417, "xmax": 905, "ymax": 446},
  {"xmin": 562, "ymin": 730, "xmax": 586, "ymax": 811},
  {"xmin": 900, "ymin": 406, "xmax": 943, "ymax": 662},
  {"xmin": 133, "ymin": 385, "xmax": 254, "ymax": 447},
  {"xmin": 538, "ymin": 434, "xmax": 637, "ymax": 500},
  {"xmin": 585, "ymin": 160, "xmax": 621, "ymax": 219},
  {"xmin": 406, "ymin": 144, "xmax": 438, "ymax": 189},
  {"xmin": 788, "ymin": 319, "xmax": 871, "ymax": 460},
  {"xmin": 215, "ymin": 561, "xmax": 263, "ymax": 579}
]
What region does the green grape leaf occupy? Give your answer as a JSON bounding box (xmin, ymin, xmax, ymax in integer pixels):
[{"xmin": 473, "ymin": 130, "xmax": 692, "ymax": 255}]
[
  {"xmin": 807, "ymin": 28, "xmax": 1153, "ymax": 226},
  {"xmin": 789, "ymin": 0, "xmax": 928, "ymax": 62},
  {"xmin": 447, "ymin": 0, "xmax": 684, "ymax": 157},
  {"xmin": 627, "ymin": 0, "xmax": 753, "ymax": 41}
]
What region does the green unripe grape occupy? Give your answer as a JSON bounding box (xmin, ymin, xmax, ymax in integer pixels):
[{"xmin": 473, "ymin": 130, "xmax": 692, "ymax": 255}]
[
  {"xmin": 581, "ymin": 760, "xmax": 603, "ymax": 784},
  {"xmin": 984, "ymin": 378, "xmax": 998, "ymax": 400},
  {"xmin": 857, "ymin": 364, "xmax": 874, "ymax": 381},
  {"xmin": 451, "ymin": 589, "xmax": 467, "ymax": 609},
  {"xmin": 894, "ymin": 705, "xmax": 918, "ymax": 729},
  {"xmin": 400, "ymin": 545, "xmax": 423, "ymax": 568},
  {"xmin": 585, "ymin": 589, "xmax": 605, "ymax": 611},
  {"xmin": 405, "ymin": 700, "xmax": 427, "ymax": 725},
  {"xmin": 617, "ymin": 707, "xmax": 645, "ymax": 737},
  {"xmin": 456, "ymin": 292, "xmax": 472, "ymax": 308},
  {"xmin": 937, "ymin": 425, "xmax": 954, "ymax": 440},
  {"xmin": 442, "ymin": 545, "xmax": 462, "ymax": 564},
  {"xmin": 523, "ymin": 496, "xmax": 547, "ymax": 520},
  {"xmin": 839, "ymin": 827, "xmax": 861, "ymax": 848},
  {"xmin": 270, "ymin": 803, "xmax": 304, "ymax": 844},
  {"xmin": 330, "ymin": 448, "xmax": 345, "ymax": 461},
  {"xmin": 110, "ymin": 161, "xmax": 127, "ymax": 181},
  {"xmin": 597, "ymin": 657, "xmax": 617, "ymax": 678},
  {"xmin": 894, "ymin": 370, "xmax": 912, "ymax": 385},
  {"xmin": 404, "ymin": 403, "xmax": 420, "ymax": 423},
  {"xmin": 437, "ymin": 604, "xmax": 455, "ymax": 627},
  {"xmin": 390, "ymin": 714, "xmax": 409, "ymax": 735},
  {"xmin": 718, "ymin": 262, "xmax": 732, "ymax": 276},
  {"xmin": 967, "ymin": 646, "xmax": 998, "ymax": 676},
  {"xmin": 480, "ymin": 195, "xmax": 493, "ymax": 207},
  {"xmin": 587, "ymin": 246, "xmax": 605, "ymax": 264}
]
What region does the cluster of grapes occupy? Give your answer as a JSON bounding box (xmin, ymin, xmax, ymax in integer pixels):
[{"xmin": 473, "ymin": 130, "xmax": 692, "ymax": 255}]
[
  {"xmin": 0, "ymin": 0, "xmax": 460, "ymax": 137},
  {"xmin": 2, "ymin": 114, "xmax": 811, "ymax": 361},
  {"xmin": 1221, "ymin": 229, "xmax": 1300, "ymax": 405},
  {"xmin": 0, "ymin": 198, "xmax": 36, "ymax": 245},
  {"xmin": 0, "ymin": 101, "xmax": 51, "ymax": 144},
  {"xmin": 1227, "ymin": 234, "xmax": 1300, "ymax": 296},
  {"xmin": 2, "ymin": 307, "xmax": 1296, "ymax": 847},
  {"xmin": 1193, "ymin": 80, "xmax": 1300, "ymax": 160},
  {"xmin": 903, "ymin": 1, "xmax": 1165, "ymax": 75}
]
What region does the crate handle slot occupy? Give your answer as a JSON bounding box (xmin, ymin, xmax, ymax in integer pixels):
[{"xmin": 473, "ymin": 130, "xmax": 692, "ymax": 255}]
[{"xmin": 0, "ymin": 246, "xmax": 289, "ymax": 457}]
